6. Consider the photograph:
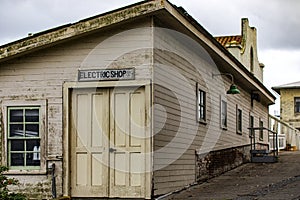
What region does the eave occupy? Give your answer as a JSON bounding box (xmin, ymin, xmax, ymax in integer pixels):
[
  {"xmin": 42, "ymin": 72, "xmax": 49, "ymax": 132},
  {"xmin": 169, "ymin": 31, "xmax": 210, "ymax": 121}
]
[{"xmin": 0, "ymin": 0, "xmax": 164, "ymax": 61}]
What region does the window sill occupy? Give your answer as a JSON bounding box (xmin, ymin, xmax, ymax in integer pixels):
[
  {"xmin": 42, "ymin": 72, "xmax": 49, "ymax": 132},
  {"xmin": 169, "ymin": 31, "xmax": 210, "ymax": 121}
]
[
  {"xmin": 236, "ymin": 131, "xmax": 242, "ymax": 135},
  {"xmin": 198, "ymin": 120, "xmax": 207, "ymax": 125},
  {"xmin": 5, "ymin": 169, "xmax": 47, "ymax": 175},
  {"xmin": 221, "ymin": 126, "xmax": 228, "ymax": 130}
]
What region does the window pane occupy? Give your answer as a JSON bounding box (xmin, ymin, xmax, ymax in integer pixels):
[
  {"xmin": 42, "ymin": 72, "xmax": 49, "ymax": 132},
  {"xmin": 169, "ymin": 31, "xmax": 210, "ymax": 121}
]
[
  {"xmin": 259, "ymin": 120, "xmax": 264, "ymax": 139},
  {"xmin": 200, "ymin": 91, "xmax": 204, "ymax": 104},
  {"xmin": 25, "ymin": 124, "xmax": 39, "ymax": 137},
  {"xmin": 10, "ymin": 153, "xmax": 24, "ymax": 166},
  {"xmin": 221, "ymin": 101, "xmax": 227, "ymax": 127},
  {"xmin": 222, "ymin": 101, "xmax": 227, "ymax": 113},
  {"xmin": 10, "ymin": 140, "xmax": 24, "ymax": 151},
  {"xmin": 296, "ymin": 103, "xmax": 300, "ymax": 112},
  {"xmin": 200, "ymin": 106, "xmax": 205, "ymax": 120},
  {"xmin": 10, "ymin": 109, "xmax": 23, "ymax": 122},
  {"xmin": 26, "ymin": 140, "xmax": 40, "ymax": 151},
  {"xmin": 9, "ymin": 124, "xmax": 24, "ymax": 137},
  {"xmin": 25, "ymin": 109, "xmax": 39, "ymax": 122},
  {"xmin": 26, "ymin": 153, "xmax": 40, "ymax": 166},
  {"xmin": 237, "ymin": 109, "xmax": 242, "ymax": 132}
]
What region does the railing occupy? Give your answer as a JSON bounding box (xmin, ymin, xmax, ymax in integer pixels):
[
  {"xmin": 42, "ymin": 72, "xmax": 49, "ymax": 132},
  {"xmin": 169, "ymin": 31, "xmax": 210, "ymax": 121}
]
[
  {"xmin": 269, "ymin": 115, "xmax": 300, "ymax": 151},
  {"xmin": 248, "ymin": 127, "xmax": 278, "ymax": 162}
]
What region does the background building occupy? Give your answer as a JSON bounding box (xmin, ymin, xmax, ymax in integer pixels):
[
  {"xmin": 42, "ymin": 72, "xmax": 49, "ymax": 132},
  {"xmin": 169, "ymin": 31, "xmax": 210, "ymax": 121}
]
[
  {"xmin": 216, "ymin": 18, "xmax": 264, "ymax": 82},
  {"xmin": 273, "ymin": 82, "xmax": 300, "ymax": 131}
]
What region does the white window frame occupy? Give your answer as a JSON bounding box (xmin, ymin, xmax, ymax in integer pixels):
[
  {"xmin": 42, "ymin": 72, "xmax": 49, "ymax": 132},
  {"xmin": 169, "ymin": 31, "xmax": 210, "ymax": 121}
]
[
  {"xmin": 2, "ymin": 100, "xmax": 47, "ymax": 174},
  {"xmin": 236, "ymin": 105, "xmax": 242, "ymax": 135},
  {"xmin": 220, "ymin": 96, "xmax": 227, "ymax": 129},
  {"xmin": 197, "ymin": 83, "xmax": 207, "ymax": 124}
]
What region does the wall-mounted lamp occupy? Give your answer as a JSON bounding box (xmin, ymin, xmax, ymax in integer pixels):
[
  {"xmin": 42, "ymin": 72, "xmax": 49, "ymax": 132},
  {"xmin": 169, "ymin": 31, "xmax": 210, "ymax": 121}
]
[{"xmin": 212, "ymin": 73, "xmax": 240, "ymax": 94}]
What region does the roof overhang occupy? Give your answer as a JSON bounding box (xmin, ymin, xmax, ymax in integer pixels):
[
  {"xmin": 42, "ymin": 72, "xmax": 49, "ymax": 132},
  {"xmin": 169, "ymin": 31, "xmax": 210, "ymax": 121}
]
[
  {"xmin": 272, "ymin": 86, "xmax": 300, "ymax": 95},
  {"xmin": 0, "ymin": 0, "xmax": 165, "ymax": 61}
]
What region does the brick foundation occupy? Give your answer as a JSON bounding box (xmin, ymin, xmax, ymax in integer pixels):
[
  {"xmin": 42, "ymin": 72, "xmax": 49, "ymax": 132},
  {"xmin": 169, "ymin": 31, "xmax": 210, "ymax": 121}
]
[{"xmin": 195, "ymin": 145, "xmax": 252, "ymax": 182}]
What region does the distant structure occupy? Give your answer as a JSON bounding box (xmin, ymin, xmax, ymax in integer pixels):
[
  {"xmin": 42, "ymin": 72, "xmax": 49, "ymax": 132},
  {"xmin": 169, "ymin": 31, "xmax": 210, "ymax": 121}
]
[
  {"xmin": 272, "ymin": 82, "xmax": 300, "ymax": 131},
  {"xmin": 215, "ymin": 18, "xmax": 264, "ymax": 82}
]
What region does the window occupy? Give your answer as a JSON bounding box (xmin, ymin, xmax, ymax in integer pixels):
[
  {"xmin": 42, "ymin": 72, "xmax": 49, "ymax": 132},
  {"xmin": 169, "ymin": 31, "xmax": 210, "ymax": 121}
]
[
  {"xmin": 259, "ymin": 119, "xmax": 264, "ymax": 140},
  {"xmin": 236, "ymin": 106, "xmax": 242, "ymax": 134},
  {"xmin": 198, "ymin": 89, "xmax": 206, "ymax": 122},
  {"xmin": 295, "ymin": 97, "xmax": 300, "ymax": 113},
  {"xmin": 250, "ymin": 47, "xmax": 254, "ymax": 73},
  {"xmin": 249, "ymin": 114, "xmax": 254, "ymax": 138},
  {"xmin": 221, "ymin": 99, "xmax": 227, "ymax": 129},
  {"xmin": 7, "ymin": 107, "xmax": 41, "ymax": 170}
]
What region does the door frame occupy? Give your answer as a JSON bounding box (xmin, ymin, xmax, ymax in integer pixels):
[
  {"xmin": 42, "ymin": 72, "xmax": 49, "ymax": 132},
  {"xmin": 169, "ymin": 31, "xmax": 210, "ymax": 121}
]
[{"xmin": 62, "ymin": 80, "xmax": 152, "ymax": 199}]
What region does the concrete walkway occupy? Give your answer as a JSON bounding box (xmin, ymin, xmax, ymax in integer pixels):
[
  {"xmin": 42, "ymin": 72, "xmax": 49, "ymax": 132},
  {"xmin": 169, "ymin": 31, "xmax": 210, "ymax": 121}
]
[{"xmin": 165, "ymin": 151, "xmax": 300, "ymax": 200}]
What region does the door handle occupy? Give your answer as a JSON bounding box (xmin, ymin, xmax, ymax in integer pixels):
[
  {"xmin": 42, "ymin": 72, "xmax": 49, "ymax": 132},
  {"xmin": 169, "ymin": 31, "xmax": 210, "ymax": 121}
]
[{"xmin": 109, "ymin": 148, "xmax": 117, "ymax": 153}]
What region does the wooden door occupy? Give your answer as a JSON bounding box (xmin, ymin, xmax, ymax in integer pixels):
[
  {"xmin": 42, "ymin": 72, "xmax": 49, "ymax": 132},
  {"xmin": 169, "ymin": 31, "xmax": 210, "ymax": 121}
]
[
  {"xmin": 109, "ymin": 87, "xmax": 146, "ymax": 198},
  {"xmin": 70, "ymin": 88, "xmax": 109, "ymax": 197},
  {"xmin": 70, "ymin": 87, "xmax": 149, "ymax": 198}
]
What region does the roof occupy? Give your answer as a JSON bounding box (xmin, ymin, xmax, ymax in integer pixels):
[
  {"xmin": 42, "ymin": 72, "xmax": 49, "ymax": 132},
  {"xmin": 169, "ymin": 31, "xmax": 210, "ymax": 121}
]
[
  {"xmin": 0, "ymin": 0, "xmax": 161, "ymax": 60},
  {"xmin": 272, "ymin": 81, "xmax": 300, "ymax": 95},
  {"xmin": 215, "ymin": 35, "xmax": 242, "ymax": 47},
  {"xmin": 0, "ymin": 0, "xmax": 276, "ymax": 105}
]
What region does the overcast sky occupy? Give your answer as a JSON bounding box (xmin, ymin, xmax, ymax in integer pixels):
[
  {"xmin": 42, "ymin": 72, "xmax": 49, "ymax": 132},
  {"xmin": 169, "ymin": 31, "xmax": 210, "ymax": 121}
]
[{"xmin": 1, "ymin": 0, "xmax": 300, "ymax": 115}]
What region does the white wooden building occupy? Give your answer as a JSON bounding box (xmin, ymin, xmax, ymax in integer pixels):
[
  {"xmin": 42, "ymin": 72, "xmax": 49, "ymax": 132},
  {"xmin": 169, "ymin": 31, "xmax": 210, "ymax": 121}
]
[{"xmin": 0, "ymin": 0, "xmax": 275, "ymax": 199}]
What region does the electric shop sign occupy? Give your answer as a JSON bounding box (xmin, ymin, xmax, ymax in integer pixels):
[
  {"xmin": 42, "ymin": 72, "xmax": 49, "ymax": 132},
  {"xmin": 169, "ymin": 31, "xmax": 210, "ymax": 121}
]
[{"xmin": 78, "ymin": 68, "xmax": 135, "ymax": 82}]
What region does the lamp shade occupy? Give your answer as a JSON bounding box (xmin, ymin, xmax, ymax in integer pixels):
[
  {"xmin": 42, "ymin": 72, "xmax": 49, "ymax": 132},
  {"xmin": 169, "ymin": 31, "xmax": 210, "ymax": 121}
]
[{"xmin": 227, "ymin": 84, "xmax": 240, "ymax": 94}]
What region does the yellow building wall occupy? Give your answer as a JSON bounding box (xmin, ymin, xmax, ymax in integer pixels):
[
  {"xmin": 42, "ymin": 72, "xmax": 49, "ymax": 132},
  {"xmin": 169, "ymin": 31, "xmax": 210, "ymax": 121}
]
[{"xmin": 280, "ymin": 89, "xmax": 300, "ymax": 130}]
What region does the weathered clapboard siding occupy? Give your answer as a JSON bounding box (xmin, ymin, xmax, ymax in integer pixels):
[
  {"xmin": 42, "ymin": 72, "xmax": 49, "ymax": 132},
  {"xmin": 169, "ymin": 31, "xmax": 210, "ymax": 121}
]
[
  {"xmin": 152, "ymin": 24, "xmax": 269, "ymax": 195},
  {"xmin": 0, "ymin": 19, "xmax": 153, "ymax": 198},
  {"xmin": 153, "ymin": 26, "xmax": 210, "ymax": 195}
]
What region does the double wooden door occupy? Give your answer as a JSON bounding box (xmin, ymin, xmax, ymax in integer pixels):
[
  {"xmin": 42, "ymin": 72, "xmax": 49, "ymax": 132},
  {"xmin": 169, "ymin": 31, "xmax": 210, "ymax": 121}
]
[{"xmin": 70, "ymin": 87, "xmax": 149, "ymax": 198}]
